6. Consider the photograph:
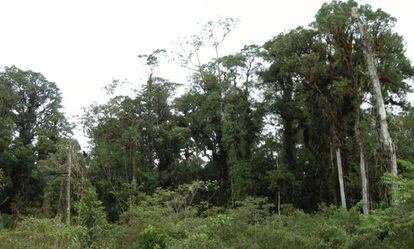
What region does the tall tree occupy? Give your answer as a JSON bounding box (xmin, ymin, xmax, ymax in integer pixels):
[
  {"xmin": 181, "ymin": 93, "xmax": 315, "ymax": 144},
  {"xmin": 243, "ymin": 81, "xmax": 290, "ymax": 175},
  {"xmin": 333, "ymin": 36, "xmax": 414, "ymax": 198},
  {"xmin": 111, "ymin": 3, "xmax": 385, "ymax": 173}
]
[
  {"xmin": 352, "ymin": 6, "xmax": 398, "ymax": 198},
  {"xmin": 0, "ymin": 66, "xmax": 70, "ymax": 215}
]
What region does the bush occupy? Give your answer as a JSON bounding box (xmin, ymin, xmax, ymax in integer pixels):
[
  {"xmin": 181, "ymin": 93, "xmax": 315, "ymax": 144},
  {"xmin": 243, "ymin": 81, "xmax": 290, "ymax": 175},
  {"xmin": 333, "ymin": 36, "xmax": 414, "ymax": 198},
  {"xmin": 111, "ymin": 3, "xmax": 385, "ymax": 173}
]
[
  {"xmin": 0, "ymin": 218, "xmax": 86, "ymax": 249},
  {"xmin": 74, "ymin": 186, "xmax": 116, "ymax": 248},
  {"xmin": 0, "ymin": 212, "xmax": 13, "ymax": 229},
  {"xmin": 132, "ymin": 225, "xmax": 169, "ymax": 249},
  {"xmin": 4, "ymin": 182, "xmax": 413, "ymax": 249}
]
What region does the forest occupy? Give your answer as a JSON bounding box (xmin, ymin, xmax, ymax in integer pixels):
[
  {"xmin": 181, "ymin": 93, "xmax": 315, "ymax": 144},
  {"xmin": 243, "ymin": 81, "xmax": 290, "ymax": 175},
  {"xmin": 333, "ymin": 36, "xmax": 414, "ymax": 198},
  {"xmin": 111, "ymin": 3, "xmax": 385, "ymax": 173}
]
[{"xmin": 1, "ymin": 1, "xmax": 414, "ymax": 248}]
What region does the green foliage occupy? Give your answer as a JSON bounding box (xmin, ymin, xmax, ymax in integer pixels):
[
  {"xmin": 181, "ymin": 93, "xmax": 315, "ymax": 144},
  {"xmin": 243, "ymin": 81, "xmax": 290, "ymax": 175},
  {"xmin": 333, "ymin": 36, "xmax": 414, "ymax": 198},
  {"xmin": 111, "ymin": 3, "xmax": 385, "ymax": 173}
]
[
  {"xmin": 119, "ymin": 193, "xmax": 414, "ymax": 248},
  {"xmin": 133, "ymin": 225, "xmax": 169, "ymax": 249},
  {"xmin": 0, "ymin": 212, "xmax": 13, "ymax": 229},
  {"xmin": 383, "ymin": 160, "xmax": 414, "ymax": 204},
  {"xmin": 0, "ymin": 66, "xmax": 70, "ymax": 215},
  {"xmin": 1, "ymin": 184, "xmax": 414, "ymax": 249},
  {"xmin": 0, "ymin": 218, "xmax": 86, "ymax": 249},
  {"xmin": 0, "ymin": 168, "xmax": 7, "ymax": 192},
  {"xmin": 1, "ymin": 1, "xmax": 414, "ymax": 248},
  {"xmin": 74, "ymin": 186, "xmax": 114, "ymax": 248}
]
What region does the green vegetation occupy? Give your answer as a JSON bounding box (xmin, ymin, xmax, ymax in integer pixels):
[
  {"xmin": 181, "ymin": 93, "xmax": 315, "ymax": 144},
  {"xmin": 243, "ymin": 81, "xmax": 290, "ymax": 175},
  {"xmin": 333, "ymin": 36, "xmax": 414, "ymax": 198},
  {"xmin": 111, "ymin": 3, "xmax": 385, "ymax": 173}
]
[
  {"xmin": 1, "ymin": 1, "xmax": 414, "ymax": 248},
  {"xmin": 1, "ymin": 180, "xmax": 414, "ymax": 248}
]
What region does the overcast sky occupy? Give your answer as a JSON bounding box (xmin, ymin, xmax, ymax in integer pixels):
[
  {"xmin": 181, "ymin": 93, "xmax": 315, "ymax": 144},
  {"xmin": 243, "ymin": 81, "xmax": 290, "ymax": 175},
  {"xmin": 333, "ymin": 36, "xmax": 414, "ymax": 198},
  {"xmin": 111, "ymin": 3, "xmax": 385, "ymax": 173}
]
[{"xmin": 1, "ymin": 0, "xmax": 413, "ymax": 149}]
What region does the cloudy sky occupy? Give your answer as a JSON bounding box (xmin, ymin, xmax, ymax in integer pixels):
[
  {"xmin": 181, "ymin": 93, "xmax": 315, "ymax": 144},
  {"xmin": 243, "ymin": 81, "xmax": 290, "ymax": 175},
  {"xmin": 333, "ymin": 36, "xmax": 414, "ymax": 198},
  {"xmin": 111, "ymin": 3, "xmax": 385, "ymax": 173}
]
[{"xmin": 1, "ymin": 0, "xmax": 413, "ymax": 148}]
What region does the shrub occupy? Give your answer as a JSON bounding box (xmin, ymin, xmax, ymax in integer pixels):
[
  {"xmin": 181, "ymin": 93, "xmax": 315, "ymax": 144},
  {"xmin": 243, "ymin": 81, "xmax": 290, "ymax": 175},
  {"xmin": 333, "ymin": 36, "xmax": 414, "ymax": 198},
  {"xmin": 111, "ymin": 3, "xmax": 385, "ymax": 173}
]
[
  {"xmin": 0, "ymin": 218, "xmax": 86, "ymax": 249},
  {"xmin": 132, "ymin": 225, "xmax": 169, "ymax": 249}
]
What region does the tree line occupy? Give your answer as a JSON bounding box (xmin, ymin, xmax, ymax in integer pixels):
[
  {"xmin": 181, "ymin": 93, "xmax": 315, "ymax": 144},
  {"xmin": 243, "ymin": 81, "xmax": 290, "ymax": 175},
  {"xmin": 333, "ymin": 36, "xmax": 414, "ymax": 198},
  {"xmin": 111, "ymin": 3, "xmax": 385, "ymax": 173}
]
[{"xmin": 1, "ymin": 0, "xmax": 414, "ymax": 229}]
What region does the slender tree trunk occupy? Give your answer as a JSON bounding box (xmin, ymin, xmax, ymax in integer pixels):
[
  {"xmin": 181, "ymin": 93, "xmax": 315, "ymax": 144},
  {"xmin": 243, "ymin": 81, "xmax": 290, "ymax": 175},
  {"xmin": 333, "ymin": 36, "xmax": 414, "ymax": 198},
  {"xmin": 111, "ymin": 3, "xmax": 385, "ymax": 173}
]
[
  {"xmin": 230, "ymin": 177, "xmax": 234, "ymax": 207},
  {"xmin": 66, "ymin": 143, "xmax": 72, "ymax": 225},
  {"xmin": 335, "ymin": 146, "xmax": 347, "ymax": 209},
  {"xmin": 355, "ymin": 114, "xmax": 370, "ymax": 214},
  {"xmin": 330, "ymin": 142, "xmax": 338, "ymax": 205},
  {"xmin": 124, "ymin": 146, "xmax": 129, "ymax": 183},
  {"xmin": 359, "ymin": 146, "xmax": 369, "ymax": 213},
  {"xmin": 276, "ymin": 153, "xmax": 281, "ymax": 215},
  {"xmin": 131, "ymin": 142, "xmax": 137, "ymax": 189},
  {"xmin": 277, "ymin": 189, "xmax": 281, "ymax": 215},
  {"xmin": 352, "ymin": 7, "xmax": 398, "ymax": 196}
]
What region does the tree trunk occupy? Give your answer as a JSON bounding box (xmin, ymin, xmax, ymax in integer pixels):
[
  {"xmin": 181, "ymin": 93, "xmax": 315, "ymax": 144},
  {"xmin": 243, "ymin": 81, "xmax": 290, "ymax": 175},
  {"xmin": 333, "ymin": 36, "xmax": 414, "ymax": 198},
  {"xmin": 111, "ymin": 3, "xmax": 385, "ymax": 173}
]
[
  {"xmin": 330, "ymin": 142, "xmax": 338, "ymax": 205},
  {"xmin": 335, "ymin": 147, "xmax": 347, "ymax": 209},
  {"xmin": 276, "ymin": 152, "xmax": 281, "ymax": 215},
  {"xmin": 66, "ymin": 143, "xmax": 72, "ymax": 225},
  {"xmin": 359, "ymin": 145, "xmax": 369, "ymax": 214},
  {"xmin": 355, "ymin": 115, "xmax": 370, "ymax": 214},
  {"xmin": 352, "ymin": 7, "xmax": 398, "ymax": 197},
  {"xmin": 283, "ymin": 119, "xmax": 297, "ymax": 172},
  {"xmin": 131, "ymin": 142, "xmax": 137, "ymax": 189},
  {"xmin": 277, "ymin": 188, "xmax": 281, "ymax": 215}
]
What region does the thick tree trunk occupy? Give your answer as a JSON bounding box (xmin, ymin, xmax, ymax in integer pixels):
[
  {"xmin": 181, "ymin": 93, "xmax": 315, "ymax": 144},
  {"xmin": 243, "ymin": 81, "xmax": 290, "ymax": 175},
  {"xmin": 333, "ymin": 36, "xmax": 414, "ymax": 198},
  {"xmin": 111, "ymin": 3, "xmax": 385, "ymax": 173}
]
[
  {"xmin": 352, "ymin": 7, "xmax": 398, "ymax": 196},
  {"xmin": 66, "ymin": 143, "xmax": 72, "ymax": 225},
  {"xmin": 355, "ymin": 116, "xmax": 370, "ymax": 214},
  {"xmin": 335, "ymin": 147, "xmax": 347, "ymax": 209}
]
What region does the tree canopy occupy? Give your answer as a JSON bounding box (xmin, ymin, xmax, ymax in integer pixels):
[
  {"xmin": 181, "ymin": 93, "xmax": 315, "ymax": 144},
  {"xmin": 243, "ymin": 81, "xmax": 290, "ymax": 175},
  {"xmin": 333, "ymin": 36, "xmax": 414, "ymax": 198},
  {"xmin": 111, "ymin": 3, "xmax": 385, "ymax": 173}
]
[{"xmin": 1, "ymin": 1, "xmax": 414, "ymax": 248}]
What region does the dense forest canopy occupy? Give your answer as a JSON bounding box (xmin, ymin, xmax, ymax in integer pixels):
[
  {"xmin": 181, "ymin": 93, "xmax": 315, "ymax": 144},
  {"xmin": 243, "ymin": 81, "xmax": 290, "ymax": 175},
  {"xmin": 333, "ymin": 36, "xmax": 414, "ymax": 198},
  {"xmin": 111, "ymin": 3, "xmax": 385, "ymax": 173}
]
[{"xmin": 1, "ymin": 1, "xmax": 414, "ymax": 248}]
